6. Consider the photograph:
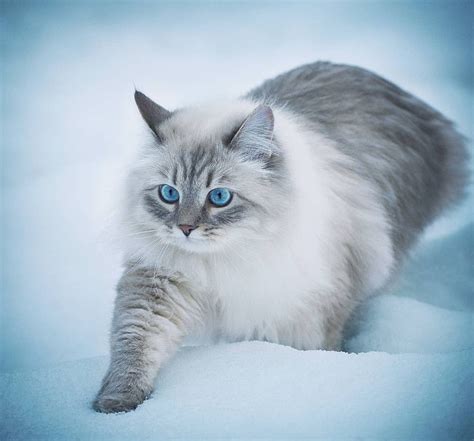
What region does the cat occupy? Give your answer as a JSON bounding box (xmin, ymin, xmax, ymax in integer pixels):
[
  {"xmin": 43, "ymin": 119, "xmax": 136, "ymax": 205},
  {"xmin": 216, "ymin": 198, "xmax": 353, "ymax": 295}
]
[{"xmin": 93, "ymin": 61, "xmax": 468, "ymax": 413}]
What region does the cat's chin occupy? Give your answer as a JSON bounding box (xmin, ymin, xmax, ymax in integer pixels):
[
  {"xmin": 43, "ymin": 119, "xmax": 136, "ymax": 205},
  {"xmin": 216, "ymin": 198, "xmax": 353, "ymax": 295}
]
[{"xmin": 168, "ymin": 236, "xmax": 219, "ymax": 254}]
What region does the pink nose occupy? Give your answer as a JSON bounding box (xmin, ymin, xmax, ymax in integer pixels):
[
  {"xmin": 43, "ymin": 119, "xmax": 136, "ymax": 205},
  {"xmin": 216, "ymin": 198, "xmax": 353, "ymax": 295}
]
[{"xmin": 178, "ymin": 224, "xmax": 196, "ymax": 237}]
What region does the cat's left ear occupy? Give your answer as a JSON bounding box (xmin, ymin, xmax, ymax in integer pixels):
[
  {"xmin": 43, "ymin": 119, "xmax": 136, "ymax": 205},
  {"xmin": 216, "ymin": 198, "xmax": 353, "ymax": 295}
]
[
  {"xmin": 228, "ymin": 105, "xmax": 275, "ymax": 160},
  {"xmin": 134, "ymin": 90, "xmax": 171, "ymax": 139}
]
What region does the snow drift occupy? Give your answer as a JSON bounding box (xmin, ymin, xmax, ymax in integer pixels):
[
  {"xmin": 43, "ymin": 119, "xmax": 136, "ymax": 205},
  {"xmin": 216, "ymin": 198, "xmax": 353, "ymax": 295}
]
[
  {"xmin": 1, "ymin": 346, "xmax": 472, "ymax": 440},
  {"xmin": 1, "ymin": 224, "xmax": 473, "ymax": 440}
]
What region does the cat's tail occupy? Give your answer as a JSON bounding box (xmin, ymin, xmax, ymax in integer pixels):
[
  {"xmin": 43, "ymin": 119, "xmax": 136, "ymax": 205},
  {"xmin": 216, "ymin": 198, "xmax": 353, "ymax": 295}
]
[{"xmin": 434, "ymin": 121, "xmax": 470, "ymax": 217}]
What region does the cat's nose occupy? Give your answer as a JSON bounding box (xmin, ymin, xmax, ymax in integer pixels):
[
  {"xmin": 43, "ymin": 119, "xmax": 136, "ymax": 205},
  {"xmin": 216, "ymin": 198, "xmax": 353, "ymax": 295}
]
[{"xmin": 178, "ymin": 224, "xmax": 197, "ymax": 237}]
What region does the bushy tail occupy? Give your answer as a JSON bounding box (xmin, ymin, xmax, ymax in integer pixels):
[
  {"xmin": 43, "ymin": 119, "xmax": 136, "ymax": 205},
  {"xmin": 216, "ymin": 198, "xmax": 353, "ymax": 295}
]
[{"xmin": 435, "ymin": 122, "xmax": 470, "ymax": 216}]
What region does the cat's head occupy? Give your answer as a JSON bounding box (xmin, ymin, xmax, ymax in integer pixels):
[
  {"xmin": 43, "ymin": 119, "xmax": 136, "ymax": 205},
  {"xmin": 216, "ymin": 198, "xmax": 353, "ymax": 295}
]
[{"xmin": 125, "ymin": 91, "xmax": 290, "ymax": 255}]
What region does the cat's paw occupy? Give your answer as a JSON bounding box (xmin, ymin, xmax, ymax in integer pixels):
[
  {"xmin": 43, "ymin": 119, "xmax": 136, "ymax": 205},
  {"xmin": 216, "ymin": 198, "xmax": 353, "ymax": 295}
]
[
  {"xmin": 92, "ymin": 373, "xmax": 152, "ymax": 414},
  {"xmin": 92, "ymin": 389, "xmax": 149, "ymax": 414}
]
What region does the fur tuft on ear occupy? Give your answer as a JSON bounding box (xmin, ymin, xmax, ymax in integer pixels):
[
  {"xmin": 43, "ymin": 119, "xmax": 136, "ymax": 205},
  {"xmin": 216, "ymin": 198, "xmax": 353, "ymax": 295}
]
[
  {"xmin": 228, "ymin": 105, "xmax": 276, "ymax": 161},
  {"xmin": 134, "ymin": 90, "xmax": 171, "ymax": 138}
]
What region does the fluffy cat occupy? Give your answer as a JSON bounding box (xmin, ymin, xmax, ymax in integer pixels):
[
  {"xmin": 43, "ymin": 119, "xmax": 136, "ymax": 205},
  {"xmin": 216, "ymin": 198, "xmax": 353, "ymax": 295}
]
[{"xmin": 93, "ymin": 61, "xmax": 468, "ymax": 413}]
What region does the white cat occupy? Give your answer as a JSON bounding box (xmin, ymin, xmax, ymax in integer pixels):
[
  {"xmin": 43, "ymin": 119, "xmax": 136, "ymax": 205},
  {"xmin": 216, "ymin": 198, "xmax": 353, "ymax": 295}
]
[{"xmin": 93, "ymin": 61, "xmax": 468, "ymax": 413}]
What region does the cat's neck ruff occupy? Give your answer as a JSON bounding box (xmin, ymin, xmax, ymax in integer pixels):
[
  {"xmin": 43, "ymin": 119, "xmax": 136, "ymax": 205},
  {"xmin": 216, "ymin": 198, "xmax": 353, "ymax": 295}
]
[{"xmin": 123, "ymin": 98, "xmax": 394, "ymax": 341}]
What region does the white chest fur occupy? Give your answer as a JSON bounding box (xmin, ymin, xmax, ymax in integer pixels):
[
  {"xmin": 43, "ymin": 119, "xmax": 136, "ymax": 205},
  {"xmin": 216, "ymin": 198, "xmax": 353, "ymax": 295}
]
[{"xmin": 165, "ymin": 227, "xmax": 334, "ymax": 343}]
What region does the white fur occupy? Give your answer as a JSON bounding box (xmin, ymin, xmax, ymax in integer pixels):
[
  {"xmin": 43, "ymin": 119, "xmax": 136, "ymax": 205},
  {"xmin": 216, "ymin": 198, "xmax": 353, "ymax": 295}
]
[{"xmin": 120, "ymin": 99, "xmax": 394, "ymax": 349}]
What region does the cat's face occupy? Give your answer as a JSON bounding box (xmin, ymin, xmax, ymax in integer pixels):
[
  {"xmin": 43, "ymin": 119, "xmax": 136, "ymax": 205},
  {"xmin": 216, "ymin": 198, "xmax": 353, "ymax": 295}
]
[{"xmin": 128, "ymin": 92, "xmax": 289, "ymax": 254}]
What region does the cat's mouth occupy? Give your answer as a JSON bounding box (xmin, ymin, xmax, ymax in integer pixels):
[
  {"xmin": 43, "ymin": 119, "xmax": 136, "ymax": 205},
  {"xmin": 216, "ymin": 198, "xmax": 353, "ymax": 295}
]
[
  {"xmin": 153, "ymin": 226, "xmax": 228, "ymax": 253},
  {"xmin": 173, "ymin": 236, "xmax": 215, "ymax": 253},
  {"xmin": 162, "ymin": 229, "xmax": 215, "ymax": 252}
]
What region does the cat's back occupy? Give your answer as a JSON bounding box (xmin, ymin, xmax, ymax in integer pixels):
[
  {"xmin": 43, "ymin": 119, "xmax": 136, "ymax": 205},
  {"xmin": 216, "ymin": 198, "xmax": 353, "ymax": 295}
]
[
  {"xmin": 247, "ymin": 61, "xmax": 443, "ymax": 128},
  {"xmin": 247, "ymin": 62, "xmax": 463, "ymax": 157},
  {"xmin": 248, "ymin": 61, "xmax": 469, "ymax": 258}
]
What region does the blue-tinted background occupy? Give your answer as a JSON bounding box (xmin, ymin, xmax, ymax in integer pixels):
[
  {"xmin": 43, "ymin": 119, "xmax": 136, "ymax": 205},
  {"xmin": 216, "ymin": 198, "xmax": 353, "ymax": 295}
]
[{"xmin": 1, "ymin": 1, "xmax": 472, "ymax": 371}]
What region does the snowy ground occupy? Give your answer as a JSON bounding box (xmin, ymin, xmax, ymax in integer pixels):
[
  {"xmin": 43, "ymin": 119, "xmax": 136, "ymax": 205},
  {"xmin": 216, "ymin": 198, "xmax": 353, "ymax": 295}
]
[
  {"xmin": 1, "ymin": 226, "xmax": 473, "ymax": 439},
  {"xmin": 1, "ymin": 346, "xmax": 472, "ymax": 440},
  {"xmin": 1, "ymin": 2, "xmax": 473, "ymax": 440}
]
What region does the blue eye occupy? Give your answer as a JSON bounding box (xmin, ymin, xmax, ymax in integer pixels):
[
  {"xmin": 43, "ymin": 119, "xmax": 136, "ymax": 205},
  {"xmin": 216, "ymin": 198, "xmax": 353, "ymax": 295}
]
[
  {"xmin": 159, "ymin": 184, "xmax": 179, "ymax": 204},
  {"xmin": 208, "ymin": 187, "xmax": 232, "ymax": 207}
]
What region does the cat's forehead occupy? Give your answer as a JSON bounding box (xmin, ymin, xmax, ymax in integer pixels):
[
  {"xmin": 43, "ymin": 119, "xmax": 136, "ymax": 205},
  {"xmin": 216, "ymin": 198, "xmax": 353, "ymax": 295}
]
[
  {"xmin": 145, "ymin": 100, "xmax": 270, "ymax": 184},
  {"xmin": 159, "ymin": 101, "xmax": 253, "ymax": 146}
]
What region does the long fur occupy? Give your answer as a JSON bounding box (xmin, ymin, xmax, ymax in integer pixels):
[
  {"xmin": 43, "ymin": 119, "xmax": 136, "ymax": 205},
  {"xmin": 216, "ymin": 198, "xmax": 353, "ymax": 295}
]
[{"xmin": 93, "ymin": 62, "xmax": 468, "ymax": 413}]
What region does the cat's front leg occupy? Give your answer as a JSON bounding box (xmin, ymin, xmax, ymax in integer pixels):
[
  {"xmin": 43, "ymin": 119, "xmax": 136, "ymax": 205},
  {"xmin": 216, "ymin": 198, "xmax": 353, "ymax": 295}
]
[{"xmin": 93, "ymin": 266, "xmax": 206, "ymax": 413}]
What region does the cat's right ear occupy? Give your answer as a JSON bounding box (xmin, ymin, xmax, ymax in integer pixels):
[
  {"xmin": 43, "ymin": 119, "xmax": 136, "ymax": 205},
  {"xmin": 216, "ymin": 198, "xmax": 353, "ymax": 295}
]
[{"xmin": 134, "ymin": 90, "xmax": 171, "ymax": 139}]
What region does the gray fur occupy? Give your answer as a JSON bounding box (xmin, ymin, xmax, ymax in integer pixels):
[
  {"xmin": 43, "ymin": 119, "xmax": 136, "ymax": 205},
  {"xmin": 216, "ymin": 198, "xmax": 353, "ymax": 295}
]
[
  {"xmin": 229, "ymin": 105, "xmax": 275, "ymax": 158},
  {"xmin": 134, "ymin": 90, "xmax": 171, "ymax": 138},
  {"xmin": 94, "ymin": 62, "xmax": 469, "ymax": 413},
  {"xmin": 248, "ymin": 61, "xmax": 469, "ymax": 259},
  {"xmin": 134, "ymin": 107, "xmax": 287, "ymax": 235},
  {"xmin": 93, "ymin": 266, "xmax": 207, "ymax": 413}
]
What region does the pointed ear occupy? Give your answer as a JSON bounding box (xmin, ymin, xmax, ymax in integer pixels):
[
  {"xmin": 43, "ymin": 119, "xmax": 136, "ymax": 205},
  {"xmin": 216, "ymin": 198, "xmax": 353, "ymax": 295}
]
[
  {"xmin": 134, "ymin": 90, "xmax": 171, "ymax": 137},
  {"xmin": 228, "ymin": 105, "xmax": 275, "ymax": 160}
]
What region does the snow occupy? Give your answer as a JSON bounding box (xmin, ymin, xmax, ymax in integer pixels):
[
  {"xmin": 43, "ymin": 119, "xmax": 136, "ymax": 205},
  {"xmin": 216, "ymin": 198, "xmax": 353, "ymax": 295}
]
[
  {"xmin": 346, "ymin": 224, "xmax": 474, "ymax": 356},
  {"xmin": 1, "ymin": 346, "xmax": 473, "ymax": 440},
  {"xmin": 1, "ymin": 223, "xmax": 473, "ymax": 439},
  {"xmin": 1, "ymin": 2, "xmax": 473, "ymax": 440},
  {"xmin": 347, "ymin": 294, "xmax": 473, "ymax": 354}
]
